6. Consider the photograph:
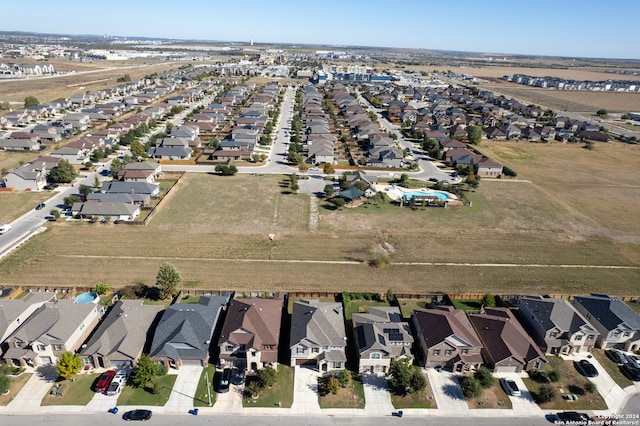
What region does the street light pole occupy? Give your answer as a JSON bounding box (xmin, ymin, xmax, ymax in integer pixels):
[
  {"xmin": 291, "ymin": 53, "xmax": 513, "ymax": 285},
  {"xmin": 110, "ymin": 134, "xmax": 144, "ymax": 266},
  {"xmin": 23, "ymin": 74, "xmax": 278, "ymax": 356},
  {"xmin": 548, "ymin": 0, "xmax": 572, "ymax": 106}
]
[{"xmin": 205, "ymin": 370, "xmax": 212, "ymax": 407}]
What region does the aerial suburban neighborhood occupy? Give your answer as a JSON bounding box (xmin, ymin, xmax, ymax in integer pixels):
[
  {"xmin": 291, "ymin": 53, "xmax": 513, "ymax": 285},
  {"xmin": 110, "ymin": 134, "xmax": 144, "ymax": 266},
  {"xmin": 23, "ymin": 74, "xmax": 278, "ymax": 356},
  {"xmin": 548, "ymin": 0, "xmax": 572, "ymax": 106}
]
[{"xmin": 0, "ymin": 2, "xmax": 640, "ymax": 424}]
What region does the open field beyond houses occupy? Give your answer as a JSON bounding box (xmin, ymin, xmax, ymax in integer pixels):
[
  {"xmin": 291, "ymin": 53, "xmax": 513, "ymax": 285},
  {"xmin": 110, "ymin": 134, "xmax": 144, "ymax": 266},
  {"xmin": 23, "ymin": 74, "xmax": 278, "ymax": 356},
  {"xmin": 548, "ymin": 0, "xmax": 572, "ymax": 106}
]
[{"xmin": 1, "ymin": 142, "xmax": 640, "ymax": 294}]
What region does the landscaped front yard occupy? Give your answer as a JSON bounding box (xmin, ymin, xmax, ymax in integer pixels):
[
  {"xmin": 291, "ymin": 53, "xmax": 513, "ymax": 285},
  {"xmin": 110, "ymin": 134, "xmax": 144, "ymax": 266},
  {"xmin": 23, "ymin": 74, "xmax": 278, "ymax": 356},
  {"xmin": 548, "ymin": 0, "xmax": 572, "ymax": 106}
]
[
  {"xmin": 41, "ymin": 373, "xmax": 100, "ymax": 406},
  {"xmin": 522, "ymin": 356, "xmax": 607, "ymax": 411},
  {"xmin": 317, "ymin": 372, "xmax": 365, "ymax": 409},
  {"xmin": 243, "ymin": 364, "xmax": 294, "ymax": 408},
  {"xmin": 193, "ymin": 364, "xmax": 217, "ymax": 407},
  {"xmin": 117, "ymin": 374, "xmax": 177, "ymax": 406},
  {"xmin": 464, "ymin": 379, "xmax": 512, "ymax": 410},
  {"xmin": 0, "ymin": 372, "xmax": 32, "ymax": 406},
  {"xmin": 390, "ymin": 368, "xmax": 438, "ymax": 409}
]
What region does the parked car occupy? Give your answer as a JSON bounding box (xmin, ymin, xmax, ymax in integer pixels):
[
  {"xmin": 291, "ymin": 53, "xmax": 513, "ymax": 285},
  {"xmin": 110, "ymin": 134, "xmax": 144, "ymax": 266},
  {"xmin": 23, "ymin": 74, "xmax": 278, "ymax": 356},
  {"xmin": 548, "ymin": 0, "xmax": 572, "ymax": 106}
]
[
  {"xmin": 216, "ymin": 368, "xmax": 231, "ymax": 393},
  {"xmin": 95, "ymin": 369, "xmax": 116, "ymax": 393},
  {"xmin": 231, "ymin": 368, "xmax": 245, "ymax": 386},
  {"xmin": 555, "ymin": 411, "xmax": 591, "ymax": 425},
  {"xmin": 500, "ymin": 377, "xmax": 521, "ymax": 396},
  {"xmin": 606, "ymin": 349, "xmax": 627, "ymax": 365},
  {"xmin": 122, "ymin": 409, "xmax": 152, "ymax": 421},
  {"xmin": 0, "ymin": 224, "xmax": 11, "ymax": 235},
  {"xmin": 575, "ymin": 359, "xmax": 598, "ymax": 377},
  {"xmin": 106, "ymin": 370, "xmax": 128, "ymax": 396},
  {"xmin": 626, "ymin": 353, "xmax": 640, "ymax": 369},
  {"xmin": 621, "ymin": 364, "xmax": 640, "ymax": 381},
  {"xmin": 35, "ymin": 202, "xmax": 46, "ymax": 210}
]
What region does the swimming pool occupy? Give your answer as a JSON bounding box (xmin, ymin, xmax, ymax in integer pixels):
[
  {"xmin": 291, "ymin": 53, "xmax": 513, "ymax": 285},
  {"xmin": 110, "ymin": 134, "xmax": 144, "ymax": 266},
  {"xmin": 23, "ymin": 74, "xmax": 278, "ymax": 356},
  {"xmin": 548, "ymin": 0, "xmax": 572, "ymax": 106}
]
[
  {"xmin": 402, "ymin": 191, "xmax": 451, "ymax": 201},
  {"xmin": 75, "ymin": 291, "xmax": 99, "ymax": 304}
]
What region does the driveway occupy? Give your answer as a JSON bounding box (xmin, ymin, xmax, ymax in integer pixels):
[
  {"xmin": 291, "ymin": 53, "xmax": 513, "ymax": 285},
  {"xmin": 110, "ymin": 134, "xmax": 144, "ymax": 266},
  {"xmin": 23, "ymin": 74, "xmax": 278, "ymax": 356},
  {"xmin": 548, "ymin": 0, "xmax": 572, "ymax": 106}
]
[
  {"xmin": 492, "ymin": 372, "xmax": 542, "ymax": 416},
  {"xmin": 162, "ymin": 365, "xmax": 203, "ymax": 413},
  {"xmin": 290, "ymin": 366, "xmax": 321, "ymax": 414},
  {"xmin": 211, "ymin": 370, "xmax": 244, "ymax": 414},
  {"xmin": 2, "ymin": 365, "xmax": 57, "ymax": 414},
  {"xmin": 425, "ymin": 368, "xmax": 468, "ymax": 415},
  {"xmin": 362, "ymin": 373, "xmax": 395, "ymax": 416}
]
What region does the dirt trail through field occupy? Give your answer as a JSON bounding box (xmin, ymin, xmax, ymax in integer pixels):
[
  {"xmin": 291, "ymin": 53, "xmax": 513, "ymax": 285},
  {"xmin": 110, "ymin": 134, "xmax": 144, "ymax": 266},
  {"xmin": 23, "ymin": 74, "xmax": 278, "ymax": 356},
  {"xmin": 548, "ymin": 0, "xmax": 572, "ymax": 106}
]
[{"xmin": 309, "ymin": 197, "xmax": 319, "ymax": 231}]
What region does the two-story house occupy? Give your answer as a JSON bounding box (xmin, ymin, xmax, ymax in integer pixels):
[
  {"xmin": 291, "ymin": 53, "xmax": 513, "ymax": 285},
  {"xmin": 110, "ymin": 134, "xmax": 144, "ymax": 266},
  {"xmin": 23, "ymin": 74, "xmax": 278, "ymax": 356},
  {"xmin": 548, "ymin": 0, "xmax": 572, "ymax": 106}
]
[
  {"xmin": 218, "ymin": 297, "xmax": 283, "ymax": 372},
  {"xmin": 412, "ymin": 306, "xmax": 483, "ymax": 372},
  {"xmin": 514, "ymin": 295, "xmax": 599, "ymax": 355},
  {"xmin": 573, "ymin": 294, "xmax": 640, "ymax": 351},
  {"xmin": 2, "ymin": 300, "xmax": 102, "ymax": 367},
  {"xmin": 289, "ymin": 300, "xmax": 347, "ymax": 372},
  {"xmin": 0, "ymin": 292, "xmax": 57, "ymax": 345},
  {"xmin": 353, "ymin": 306, "xmax": 413, "ymax": 374}
]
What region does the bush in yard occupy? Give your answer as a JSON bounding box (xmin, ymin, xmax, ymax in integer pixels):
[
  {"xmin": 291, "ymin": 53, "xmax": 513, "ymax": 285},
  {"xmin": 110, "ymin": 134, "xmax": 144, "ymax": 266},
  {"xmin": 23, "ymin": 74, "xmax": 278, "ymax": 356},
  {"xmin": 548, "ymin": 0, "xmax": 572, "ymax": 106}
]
[
  {"xmin": 480, "ymin": 293, "xmax": 496, "ymax": 308},
  {"xmin": 474, "ymin": 366, "xmax": 495, "ymax": 388},
  {"xmin": 327, "ymin": 376, "xmax": 340, "ymax": 395},
  {"xmin": 536, "ymin": 384, "xmax": 557, "ymax": 403},
  {"xmin": 336, "ymin": 369, "xmax": 351, "ymax": 387},
  {"xmin": 461, "ymin": 376, "xmax": 482, "ymax": 398},
  {"xmin": 93, "ymin": 281, "xmax": 111, "ymax": 295},
  {"xmin": 0, "ymin": 374, "xmax": 10, "ymax": 395},
  {"xmin": 258, "ymin": 366, "xmax": 277, "ymax": 388},
  {"xmin": 410, "ymin": 369, "xmax": 427, "ymax": 392},
  {"xmin": 245, "ymin": 380, "xmax": 262, "ymax": 398},
  {"xmin": 56, "ymin": 352, "xmax": 82, "ymax": 380},
  {"xmin": 547, "ymin": 369, "xmax": 561, "ymax": 382},
  {"xmin": 585, "ymin": 380, "xmax": 597, "ymax": 393},
  {"xmin": 528, "ymin": 369, "xmax": 548, "ymax": 383}
]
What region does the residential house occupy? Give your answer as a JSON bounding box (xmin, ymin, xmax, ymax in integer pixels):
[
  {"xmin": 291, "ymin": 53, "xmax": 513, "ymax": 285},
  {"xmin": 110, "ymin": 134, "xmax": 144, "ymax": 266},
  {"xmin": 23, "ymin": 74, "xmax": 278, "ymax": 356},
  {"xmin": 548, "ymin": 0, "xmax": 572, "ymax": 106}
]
[
  {"xmin": 2, "ymin": 300, "xmax": 102, "ymax": 367},
  {"xmin": 71, "ymin": 202, "xmax": 141, "ymax": 222},
  {"xmin": 3, "ymin": 164, "xmax": 47, "ymax": 191},
  {"xmin": 50, "ymin": 146, "xmax": 86, "ymax": 164},
  {"xmin": 353, "ymin": 307, "xmax": 413, "ymax": 374},
  {"xmin": 0, "ymin": 138, "xmax": 41, "ymax": 152},
  {"xmin": 218, "ymin": 297, "xmax": 283, "ymax": 371},
  {"xmin": 289, "ymin": 300, "xmax": 347, "ymax": 372},
  {"xmin": 80, "ymin": 300, "xmax": 163, "ymax": 370},
  {"xmin": 475, "ymin": 157, "xmax": 503, "ymax": 177},
  {"xmin": 0, "ymin": 292, "xmax": 57, "ymax": 345},
  {"xmin": 150, "ymin": 295, "xmax": 230, "ymax": 369},
  {"xmin": 514, "ymin": 295, "xmax": 599, "ymax": 355},
  {"xmin": 412, "ymin": 306, "xmax": 483, "ymax": 372},
  {"xmin": 468, "ymin": 307, "xmax": 547, "ymax": 373},
  {"xmin": 573, "ymin": 294, "xmax": 640, "ymax": 351},
  {"xmin": 101, "ymin": 181, "xmax": 160, "ymax": 197}
]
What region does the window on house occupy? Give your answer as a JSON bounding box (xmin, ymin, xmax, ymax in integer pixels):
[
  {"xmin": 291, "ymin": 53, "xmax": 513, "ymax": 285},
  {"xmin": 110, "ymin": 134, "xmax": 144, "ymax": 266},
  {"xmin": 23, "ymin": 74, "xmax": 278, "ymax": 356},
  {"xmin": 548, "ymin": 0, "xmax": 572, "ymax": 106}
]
[
  {"xmin": 462, "ymin": 349, "xmax": 469, "ymax": 355},
  {"xmin": 333, "ymin": 362, "xmax": 342, "ymax": 369},
  {"xmin": 264, "ymin": 345, "xmax": 274, "ymax": 350},
  {"xmin": 550, "ymin": 331, "xmax": 558, "ymax": 338},
  {"xmin": 296, "ymin": 346, "xmax": 305, "ymax": 354},
  {"xmin": 53, "ymin": 344, "xmax": 62, "ymax": 351},
  {"xmin": 37, "ymin": 344, "xmax": 46, "ymax": 351},
  {"xmin": 370, "ymin": 353, "xmax": 382, "ymax": 360},
  {"xmin": 312, "ymin": 347, "xmax": 319, "ymax": 353},
  {"xmin": 225, "ymin": 345, "xmax": 234, "ymax": 352},
  {"xmin": 575, "ymin": 335, "xmax": 583, "ymax": 341},
  {"xmin": 624, "ymin": 332, "xmax": 631, "ymax": 337},
  {"xmin": 433, "ymin": 349, "xmax": 440, "ymax": 356},
  {"xmin": 445, "ymin": 349, "xmax": 453, "ymax": 356},
  {"xmin": 14, "ymin": 341, "xmax": 23, "ymax": 348},
  {"xmin": 534, "ymin": 360, "xmax": 541, "ymax": 369},
  {"xmin": 587, "ymin": 335, "xmax": 594, "ymax": 340}
]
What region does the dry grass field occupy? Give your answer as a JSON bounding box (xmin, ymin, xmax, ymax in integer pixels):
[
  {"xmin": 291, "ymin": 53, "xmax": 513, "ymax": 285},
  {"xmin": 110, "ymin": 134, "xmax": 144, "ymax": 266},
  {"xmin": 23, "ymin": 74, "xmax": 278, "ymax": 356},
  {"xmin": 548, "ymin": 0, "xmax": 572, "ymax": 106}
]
[
  {"xmin": 0, "ymin": 60, "xmax": 180, "ymax": 103},
  {"xmin": 1, "ymin": 142, "xmax": 639, "ymax": 295},
  {"xmin": 423, "ymin": 65, "xmax": 640, "ymax": 81}
]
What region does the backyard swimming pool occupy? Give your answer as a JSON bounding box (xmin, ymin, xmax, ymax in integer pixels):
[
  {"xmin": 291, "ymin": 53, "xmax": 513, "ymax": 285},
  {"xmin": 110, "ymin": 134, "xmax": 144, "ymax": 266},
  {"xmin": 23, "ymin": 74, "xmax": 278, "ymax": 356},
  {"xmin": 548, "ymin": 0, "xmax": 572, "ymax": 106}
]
[{"xmin": 75, "ymin": 291, "xmax": 99, "ymax": 304}]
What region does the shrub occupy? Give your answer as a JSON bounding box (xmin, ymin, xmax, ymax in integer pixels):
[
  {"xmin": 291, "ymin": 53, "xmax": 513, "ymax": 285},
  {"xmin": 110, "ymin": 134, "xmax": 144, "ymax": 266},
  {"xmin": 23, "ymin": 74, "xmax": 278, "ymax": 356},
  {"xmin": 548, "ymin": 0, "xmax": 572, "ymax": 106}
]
[
  {"xmin": 370, "ymin": 255, "xmax": 391, "ymax": 268},
  {"xmin": 536, "ymin": 384, "xmax": 557, "ymax": 403},
  {"xmin": 93, "ymin": 281, "xmax": 111, "ymax": 295},
  {"xmin": 461, "ymin": 376, "xmax": 482, "ymax": 398},
  {"xmin": 258, "ymin": 366, "xmax": 277, "ymax": 388},
  {"xmin": 585, "ymin": 380, "xmax": 597, "ymax": 393},
  {"xmin": 327, "ymin": 376, "xmax": 340, "ymax": 395},
  {"xmin": 528, "ymin": 369, "xmax": 548, "ymax": 383},
  {"xmin": 0, "ymin": 374, "xmax": 10, "ymax": 395},
  {"xmin": 245, "ymin": 380, "xmax": 262, "ymax": 398},
  {"xmin": 474, "ymin": 366, "xmax": 495, "ymax": 388},
  {"xmin": 547, "ymin": 369, "xmax": 561, "ymax": 383},
  {"xmin": 336, "ymin": 369, "xmax": 351, "ymax": 387}
]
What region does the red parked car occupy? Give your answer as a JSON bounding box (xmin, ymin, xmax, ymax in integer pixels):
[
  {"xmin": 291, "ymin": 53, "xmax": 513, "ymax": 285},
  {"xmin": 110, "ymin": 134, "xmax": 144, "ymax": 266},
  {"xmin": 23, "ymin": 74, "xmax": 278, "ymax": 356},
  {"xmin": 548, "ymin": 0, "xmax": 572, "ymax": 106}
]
[{"xmin": 95, "ymin": 370, "xmax": 116, "ymax": 393}]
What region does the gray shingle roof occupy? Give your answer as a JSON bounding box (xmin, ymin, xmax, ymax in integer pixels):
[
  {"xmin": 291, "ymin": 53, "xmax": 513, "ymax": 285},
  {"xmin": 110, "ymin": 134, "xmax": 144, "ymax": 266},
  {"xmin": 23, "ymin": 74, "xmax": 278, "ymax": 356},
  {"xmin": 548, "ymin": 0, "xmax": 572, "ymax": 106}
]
[
  {"xmin": 290, "ymin": 300, "xmax": 346, "ymax": 348},
  {"xmin": 573, "ymin": 294, "xmax": 640, "ymax": 331}
]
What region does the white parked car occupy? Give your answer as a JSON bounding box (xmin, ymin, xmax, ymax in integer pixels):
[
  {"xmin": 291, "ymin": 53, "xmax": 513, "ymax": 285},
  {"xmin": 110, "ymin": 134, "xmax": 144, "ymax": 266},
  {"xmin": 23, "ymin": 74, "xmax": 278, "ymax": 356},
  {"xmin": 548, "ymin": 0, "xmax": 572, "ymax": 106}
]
[
  {"xmin": 0, "ymin": 223, "xmax": 11, "ymax": 234},
  {"xmin": 500, "ymin": 377, "xmax": 521, "ymax": 396}
]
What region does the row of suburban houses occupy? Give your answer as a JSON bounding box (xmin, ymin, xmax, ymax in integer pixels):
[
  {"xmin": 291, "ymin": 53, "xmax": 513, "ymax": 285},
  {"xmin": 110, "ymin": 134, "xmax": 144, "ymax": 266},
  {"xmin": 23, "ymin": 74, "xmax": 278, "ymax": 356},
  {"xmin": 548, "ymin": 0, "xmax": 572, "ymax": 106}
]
[{"xmin": 1, "ymin": 292, "xmax": 638, "ymax": 377}]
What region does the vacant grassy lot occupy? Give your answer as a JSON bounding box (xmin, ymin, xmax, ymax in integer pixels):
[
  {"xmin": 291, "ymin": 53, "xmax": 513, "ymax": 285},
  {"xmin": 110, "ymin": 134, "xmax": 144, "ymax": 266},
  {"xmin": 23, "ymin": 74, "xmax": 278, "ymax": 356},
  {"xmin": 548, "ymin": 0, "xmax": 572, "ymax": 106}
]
[
  {"xmin": 0, "ymin": 190, "xmax": 52, "ymax": 224},
  {"xmin": 1, "ymin": 140, "xmax": 639, "ymax": 295}
]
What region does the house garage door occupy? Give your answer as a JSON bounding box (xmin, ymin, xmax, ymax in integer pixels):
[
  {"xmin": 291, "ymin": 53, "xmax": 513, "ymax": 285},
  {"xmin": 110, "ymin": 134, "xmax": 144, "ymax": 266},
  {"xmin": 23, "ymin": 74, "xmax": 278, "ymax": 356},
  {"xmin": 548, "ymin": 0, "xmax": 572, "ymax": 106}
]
[
  {"xmin": 110, "ymin": 360, "xmax": 131, "ymax": 370},
  {"xmin": 181, "ymin": 359, "xmax": 203, "ymax": 367},
  {"xmin": 296, "ymin": 359, "xmax": 317, "ymax": 366},
  {"xmin": 496, "ymin": 365, "xmax": 519, "ymax": 373}
]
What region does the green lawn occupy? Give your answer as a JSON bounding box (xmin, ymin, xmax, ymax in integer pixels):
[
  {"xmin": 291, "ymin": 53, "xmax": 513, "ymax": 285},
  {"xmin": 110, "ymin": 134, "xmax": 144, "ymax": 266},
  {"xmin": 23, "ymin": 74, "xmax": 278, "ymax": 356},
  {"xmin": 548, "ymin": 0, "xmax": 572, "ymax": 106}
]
[
  {"xmin": 0, "ymin": 373, "xmax": 32, "ymax": 406},
  {"xmin": 397, "ymin": 299, "xmax": 436, "ymax": 319},
  {"xmin": 243, "ymin": 364, "xmax": 294, "ymax": 408},
  {"xmin": 193, "ymin": 365, "xmax": 216, "ymax": 408},
  {"xmin": 117, "ymin": 374, "xmax": 177, "ymax": 406},
  {"xmin": 390, "ymin": 368, "xmax": 437, "ymax": 409},
  {"xmin": 318, "ymin": 372, "xmax": 365, "ymax": 409},
  {"xmin": 591, "ymin": 349, "xmax": 633, "ymax": 389},
  {"xmin": 343, "ymin": 299, "xmax": 390, "ymax": 320},
  {"xmin": 41, "ymin": 373, "xmax": 100, "ymax": 406},
  {"xmin": 451, "ymin": 299, "xmax": 483, "ymax": 311}
]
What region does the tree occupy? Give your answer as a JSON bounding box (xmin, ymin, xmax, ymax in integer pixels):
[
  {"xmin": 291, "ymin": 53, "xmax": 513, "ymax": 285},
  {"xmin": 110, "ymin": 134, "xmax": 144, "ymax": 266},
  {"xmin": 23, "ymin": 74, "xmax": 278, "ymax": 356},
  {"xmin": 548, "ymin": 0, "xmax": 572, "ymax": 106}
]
[
  {"xmin": 336, "ymin": 369, "xmax": 351, "ymax": 387},
  {"xmin": 327, "ymin": 376, "xmax": 340, "ymax": 395},
  {"xmin": 110, "ymin": 158, "xmax": 124, "ymax": 175},
  {"xmin": 258, "ymin": 366, "xmax": 277, "ymax": 388},
  {"xmin": 132, "ymin": 354, "xmax": 163, "ymax": 389},
  {"xmin": 63, "ymin": 195, "xmax": 81, "ymax": 207},
  {"xmin": 596, "ymin": 109, "xmax": 608, "ymax": 117},
  {"xmin": 93, "ymin": 281, "xmax": 111, "ymax": 295},
  {"xmin": 323, "ymin": 163, "xmax": 335, "ymax": 174},
  {"xmin": 330, "ymin": 197, "xmax": 345, "ymax": 208},
  {"xmin": 547, "ymin": 369, "xmax": 561, "ymax": 382},
  {"xmin": 56, "ymin": 352, "xmax": 82, "ymax": 380},
  {"xmin": 24, "ymin": 96, "xmax": 39, "ymax": 108},
  {"xmin": 354, "ymin": 180, "xmax": 368, "ymax": 191},
  {"xmin": 474, "ymin": 366, "xmax": 495, "ymax": 388},
  {"xmin": 245, "ymin": 380, "xmax": 262, "ymax": 398},
  {"xmin": 410, "ymin": 369, "xmax": 427, "ymax": 392},
  {"xmin": 290, "ymin": 183, "xmax": 299, "ymax": 192},
  {"xmin": 536, "ymin": 384, "xmax": 556, "ymax": 403},
  {"xmin": 461, "ymin": 376, "xmax": 482, "ymax": 398},
  {"xmin": 156, "ymin": 262, "xmax": 181, "ymax": 300},
  {"xmin": 399, "ymin": 173, "xmax": 409, "ymax": 186},
  {"xmin": 0, "ymin": 101, "xmax": 11, "ymax": 110},
  {"xmin": 323, "ymin": 184, "xmax": 335, "ymax": 197},
  {"xmin": 131, "ymin": 140, "xmax": 145, "ymax": 157},
  {"xmin": 117, "ymin": 74, "xmax": 132, "ymax": 82},
  {"xmin": 388, "ymin": 358, "xmax": 421, "ymax": 392},
  {"xmin": 49, "ymin": 159, "xmax": 77, "ymax": 183},
  {"xmin": 467, "ymin": 125, "xmax": 482, "ymax": 144},
  {"xmin": 480, "ymin": 293, "xmax": 496, "ymax": 308},
  {"xmin": 79, "ymin": 184, "xmax": 92, "ymax": 201},
  {"xmin": 214, "ymin": 165, "xmax": 238, "ymax": 176}
]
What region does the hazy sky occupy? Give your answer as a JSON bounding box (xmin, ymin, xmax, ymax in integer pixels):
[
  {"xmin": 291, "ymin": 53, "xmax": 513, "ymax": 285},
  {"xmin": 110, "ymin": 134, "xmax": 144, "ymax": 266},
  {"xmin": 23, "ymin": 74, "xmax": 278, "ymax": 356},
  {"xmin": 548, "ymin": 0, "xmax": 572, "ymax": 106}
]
[{"xmin": 3, "ymin": 0, "xmax": 639, "ymax": 59}]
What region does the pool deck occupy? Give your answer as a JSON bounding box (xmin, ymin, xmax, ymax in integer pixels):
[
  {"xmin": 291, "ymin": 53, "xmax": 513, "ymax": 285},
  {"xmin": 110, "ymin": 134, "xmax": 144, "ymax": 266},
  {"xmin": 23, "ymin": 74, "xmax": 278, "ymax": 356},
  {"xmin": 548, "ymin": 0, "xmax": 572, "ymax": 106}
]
[{"xmin": 374, "ymin": 184, "xmax": 457, "ymax": 201}]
